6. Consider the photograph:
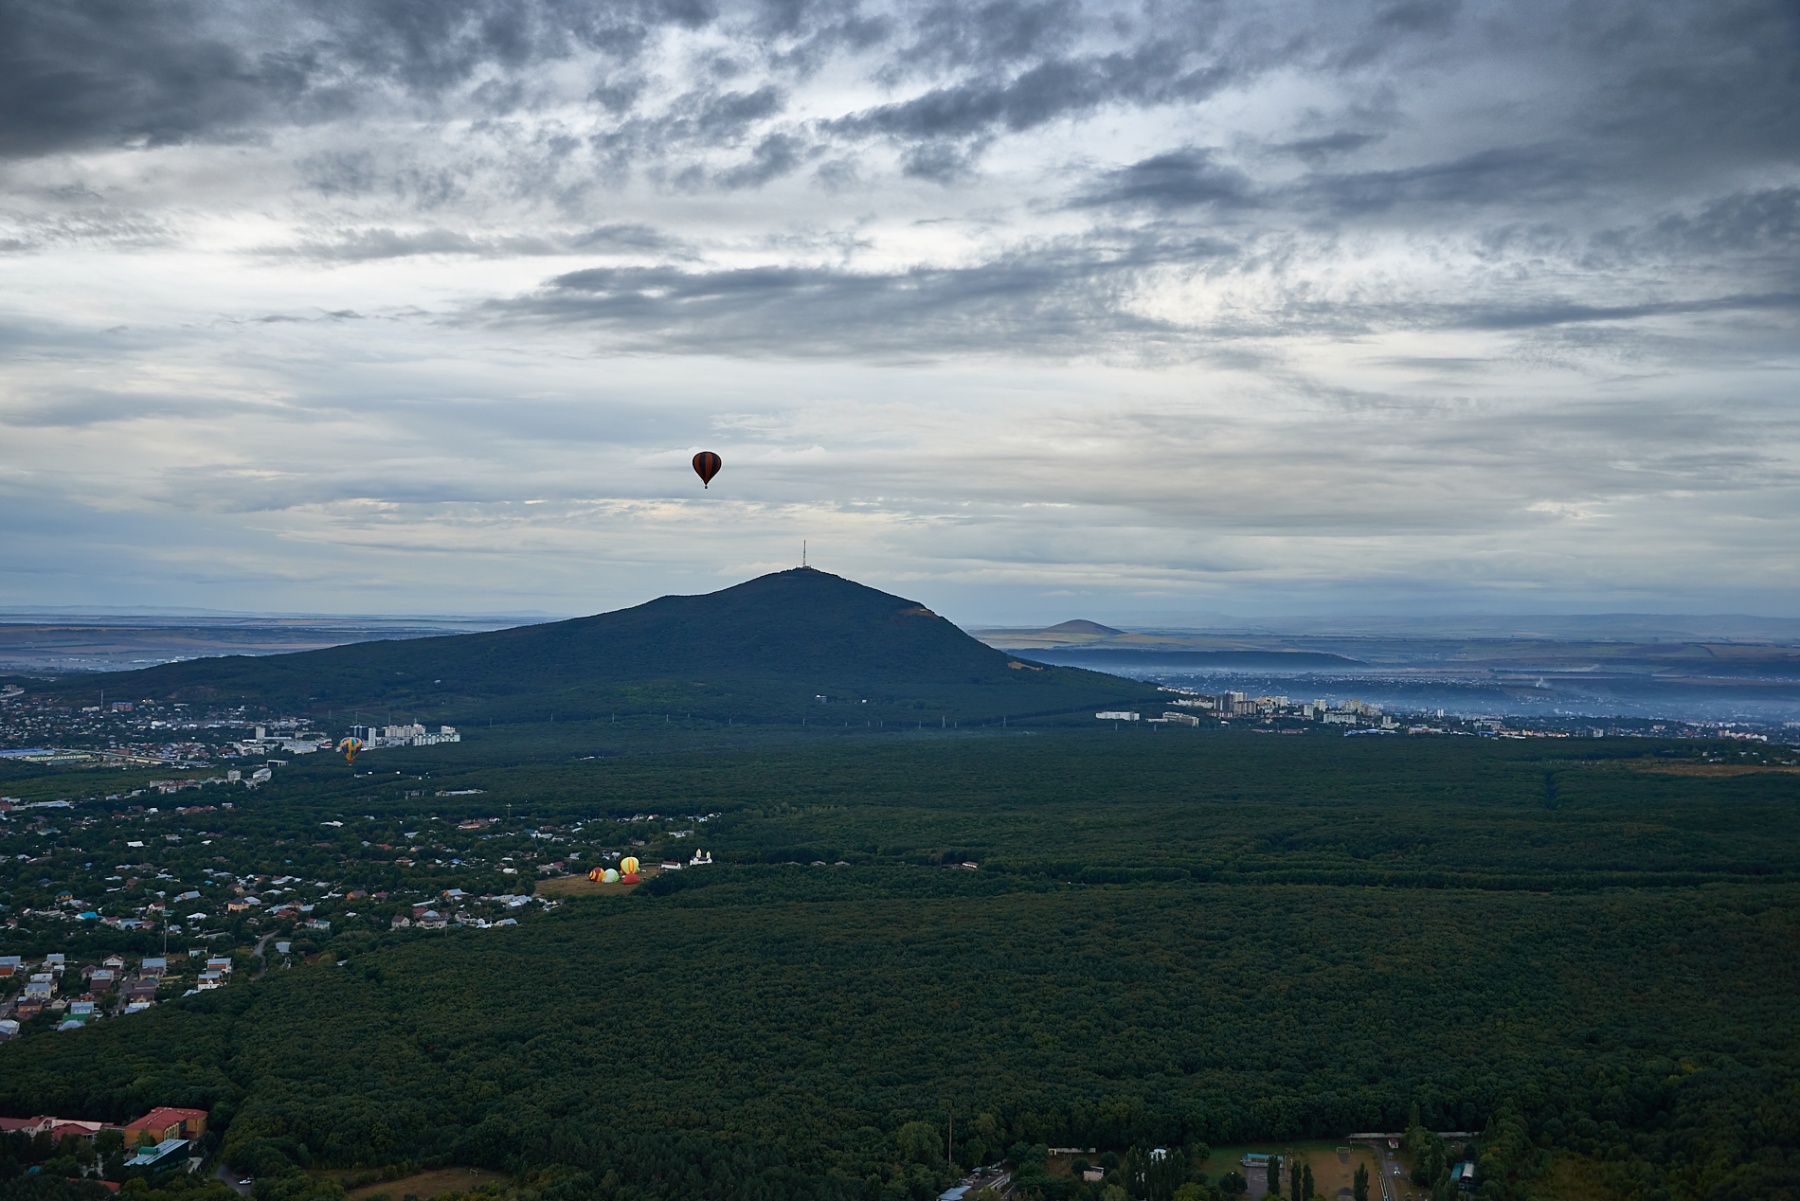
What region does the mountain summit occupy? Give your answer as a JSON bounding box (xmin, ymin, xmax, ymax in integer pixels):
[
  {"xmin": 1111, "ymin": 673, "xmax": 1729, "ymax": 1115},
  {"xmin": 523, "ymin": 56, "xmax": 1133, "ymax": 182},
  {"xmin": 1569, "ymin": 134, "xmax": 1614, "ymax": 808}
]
[{"xmin": 48, "ymin": 569, "xmax": 1150, "ymax": 723}]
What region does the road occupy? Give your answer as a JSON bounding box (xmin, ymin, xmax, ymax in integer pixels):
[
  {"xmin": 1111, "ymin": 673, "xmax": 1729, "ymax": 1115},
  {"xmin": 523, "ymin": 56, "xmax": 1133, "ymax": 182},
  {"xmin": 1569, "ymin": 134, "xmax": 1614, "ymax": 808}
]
[
  {"xmin": 1377, "ymin": 1141, "xmax": 1414, "ymax": 1201},
  {"xmin": 1352, "ymin": 1137, "xmax": 1407, "ymax": 1201},
  {"xmin": 212, "ymin": 1162, "xmax": 252, "ymax": 1196}
]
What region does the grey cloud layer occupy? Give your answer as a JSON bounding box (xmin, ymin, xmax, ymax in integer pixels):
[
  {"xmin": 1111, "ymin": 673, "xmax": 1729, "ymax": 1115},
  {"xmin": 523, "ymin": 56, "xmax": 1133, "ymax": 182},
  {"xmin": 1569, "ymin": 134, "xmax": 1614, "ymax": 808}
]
[{"xmin": 2, "ymin": 0, "xmax": 1798, "ymax": 613}]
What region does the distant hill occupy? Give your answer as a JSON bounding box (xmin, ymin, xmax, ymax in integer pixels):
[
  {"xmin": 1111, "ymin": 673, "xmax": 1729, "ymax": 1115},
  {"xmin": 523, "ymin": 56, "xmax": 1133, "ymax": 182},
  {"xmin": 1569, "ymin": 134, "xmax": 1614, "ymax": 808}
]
[
  {"xmin": 1042, "ymin": 619, "xmax": 1122, "ymax": 635},
  {"xmin": 36, "ymin": 569, "xmax": 1154, "ymax": 723},
  {"xmin": 1021, "ymin": 648, "xmax": 1364, "ymax": 670}
]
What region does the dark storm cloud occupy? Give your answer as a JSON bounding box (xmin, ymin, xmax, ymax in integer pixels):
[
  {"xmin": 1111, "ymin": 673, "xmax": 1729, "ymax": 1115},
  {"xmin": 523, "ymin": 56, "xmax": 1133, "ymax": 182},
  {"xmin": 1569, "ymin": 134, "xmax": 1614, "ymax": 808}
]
[
  {"xmin": 1071, "ymin": 148, "xmax": 1252, "ymax": 211},
  {"xmin": 881, "ymin": 0, "xmax": 1084, "ymax": 76},
  {"xmin": 1445, "ymin": 290, "xmax": 1800, "ymax": 332},
  {"xmin": 1273, "ymin": 131, "xmax": 1383, "ymax": 164},
  {"xmin": 0, "ymin": 0, "xmax": 719, "ymax": 159},
  {"xmin": 1299, "ymin": 147, "xmax": 1593, "ymax": 217},
  {"xmin": 1074, "ymin": 143, "xmax": 1593, "ymax": 222},
  {"xmin": 1647, "ymin": 188, "xmax": 1800, "ymax": 256},
  {"xmin": 830, "ymin": 44, "xmax": 1234, "ymax": 144}
]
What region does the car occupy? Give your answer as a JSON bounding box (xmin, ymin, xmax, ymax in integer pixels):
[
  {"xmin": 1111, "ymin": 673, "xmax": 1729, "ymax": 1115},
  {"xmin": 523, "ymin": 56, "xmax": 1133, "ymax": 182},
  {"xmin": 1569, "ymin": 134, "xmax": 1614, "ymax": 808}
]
[{"xmin": 238, "ymin": 1179, "xmax": 254, "ymax": 1186}]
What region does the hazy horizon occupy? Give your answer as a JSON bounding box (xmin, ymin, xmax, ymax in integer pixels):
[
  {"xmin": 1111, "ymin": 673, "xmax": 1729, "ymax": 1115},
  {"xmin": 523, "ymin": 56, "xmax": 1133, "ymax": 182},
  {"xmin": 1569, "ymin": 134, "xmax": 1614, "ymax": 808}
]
[{"xmin": 7, "ymin": 585, "xmax": 1800, "ymax": 642}]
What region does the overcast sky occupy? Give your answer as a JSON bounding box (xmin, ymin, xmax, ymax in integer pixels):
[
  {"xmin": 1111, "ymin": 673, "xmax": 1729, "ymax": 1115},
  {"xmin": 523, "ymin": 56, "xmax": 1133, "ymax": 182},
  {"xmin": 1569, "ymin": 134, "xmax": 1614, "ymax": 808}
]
[{"xmin": 2, "ymin": 0, "xmax": 1797, "ymax": 624}]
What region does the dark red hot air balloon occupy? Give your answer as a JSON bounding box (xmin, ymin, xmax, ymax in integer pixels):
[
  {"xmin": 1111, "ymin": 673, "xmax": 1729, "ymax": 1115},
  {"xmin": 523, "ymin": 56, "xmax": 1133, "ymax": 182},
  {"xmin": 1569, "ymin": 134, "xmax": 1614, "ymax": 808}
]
[{"xmin": 692, "ymin": 451, "xmax": 722, "ymax": 488}]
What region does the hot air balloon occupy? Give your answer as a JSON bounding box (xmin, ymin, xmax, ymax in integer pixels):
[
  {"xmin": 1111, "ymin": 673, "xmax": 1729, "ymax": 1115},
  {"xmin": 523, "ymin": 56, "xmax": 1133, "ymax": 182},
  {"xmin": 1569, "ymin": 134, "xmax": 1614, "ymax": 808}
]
[
  {"xmin": 587, "ymin": 867, "xmax": 604, "ymax": 882},
  {"xmin": 620, "ymin": 855, "xmax": 641, "ymax": 883},
  {"xmin": 692, "ymin": 451, "xmax": 721, "ymax": 488},
  {"xmin": 336, "ymin": 736, "xmax": 364, "ymax": 764},
  {"xmin": 602, "ymin": 868, "xmax": 620, "ymax": 884}
]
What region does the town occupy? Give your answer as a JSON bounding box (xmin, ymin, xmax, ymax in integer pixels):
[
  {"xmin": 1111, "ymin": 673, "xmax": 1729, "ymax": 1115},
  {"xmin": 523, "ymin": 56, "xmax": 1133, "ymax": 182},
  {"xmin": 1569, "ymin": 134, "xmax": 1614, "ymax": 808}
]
[
  {"xmin": 0, "ymin": 692, "xmax": 460, "ymax": 770},
  {"xmin": 1102, "ymin": 689, "xmax": 1800, "ymax": 743},
  {"xmin": 0, "ymin": 783, "xmax": 722, "ymax": 1046}
]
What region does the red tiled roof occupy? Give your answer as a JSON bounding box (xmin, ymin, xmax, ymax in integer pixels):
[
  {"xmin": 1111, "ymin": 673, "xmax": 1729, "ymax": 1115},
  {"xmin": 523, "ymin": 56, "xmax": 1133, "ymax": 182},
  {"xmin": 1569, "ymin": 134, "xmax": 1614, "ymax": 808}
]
[{"xmin": 123, "ymin": 1106, "xmax": 207, "ymax": 1131}]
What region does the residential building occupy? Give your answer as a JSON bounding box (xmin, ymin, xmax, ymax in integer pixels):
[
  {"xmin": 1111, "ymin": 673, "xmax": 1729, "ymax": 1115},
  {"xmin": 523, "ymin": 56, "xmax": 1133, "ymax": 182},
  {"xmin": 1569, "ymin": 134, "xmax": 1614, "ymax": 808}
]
[{"xmin": 0, "ymin": 1116, "xmax": 52, "ymax": 1136}]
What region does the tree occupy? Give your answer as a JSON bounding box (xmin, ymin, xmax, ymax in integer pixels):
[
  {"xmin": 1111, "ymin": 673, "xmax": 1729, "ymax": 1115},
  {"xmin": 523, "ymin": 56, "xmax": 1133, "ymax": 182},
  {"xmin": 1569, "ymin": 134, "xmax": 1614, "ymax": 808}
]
[
  {"xmin": 1302, "ymin": 1162, "xmax": 1314, "ymax": 1200},
  {"xmin": 1219, "ymin": 1172, "xmax": 1247, "ymax": 1196},
  {"xmin": 896, "ymin": 1122, "xmax": 939, "ymax": 1166},
  {"xmin": 1128, "ymin": 1146, "xmax": 1186, "ymax": 1201},
  {"xmin": 1268, "ymin": 1156, "xmax": 1281, "ymax": 1197},
  {"xmin": 1354, "ymin": 1164, "xmax": 1369, "ymax": 1201},
  {"xmin": 1289, "ymin": 1162, "xmax": 1300, "ymax": 1201}
]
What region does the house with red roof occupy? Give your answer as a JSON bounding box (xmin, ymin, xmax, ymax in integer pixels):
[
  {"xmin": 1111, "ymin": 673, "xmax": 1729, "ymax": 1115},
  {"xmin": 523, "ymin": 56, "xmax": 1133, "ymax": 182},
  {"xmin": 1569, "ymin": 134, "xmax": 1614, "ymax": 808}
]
[{"xmin": 122, "ymin": 1107, "xmax": 207, "ymax": 1146}]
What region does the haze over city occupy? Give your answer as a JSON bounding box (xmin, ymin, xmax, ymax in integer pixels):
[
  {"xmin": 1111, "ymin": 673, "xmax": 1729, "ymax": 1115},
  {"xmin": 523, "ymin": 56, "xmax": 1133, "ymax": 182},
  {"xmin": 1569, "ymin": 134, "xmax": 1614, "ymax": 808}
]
[{"xmin": 3, "ymin": 0, "xmax": 1797, "ymax": 623}]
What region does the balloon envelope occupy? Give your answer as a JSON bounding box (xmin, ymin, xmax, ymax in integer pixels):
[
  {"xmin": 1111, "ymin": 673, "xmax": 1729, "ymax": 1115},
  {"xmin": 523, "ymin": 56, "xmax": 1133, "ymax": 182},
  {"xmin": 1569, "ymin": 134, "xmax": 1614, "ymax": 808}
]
[
  {"xmin": 602, "ymin": 868, "xmax": 620, "ymax": 883},
  {"xmin": 692, "ymin": 451, "xmax": 721, "ymax": 488},
  {"xmin": 620, "ymin": 856, "xmax": 640, "ymax": 875},
  {"xmin": 336, "ymin": 736, "xmax": 363, "ymax": 764}
]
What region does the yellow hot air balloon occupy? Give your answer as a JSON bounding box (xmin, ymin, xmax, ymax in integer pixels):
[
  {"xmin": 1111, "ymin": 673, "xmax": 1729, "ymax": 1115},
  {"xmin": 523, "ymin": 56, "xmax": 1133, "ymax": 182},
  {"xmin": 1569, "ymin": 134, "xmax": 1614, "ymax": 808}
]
[
  {"xmin": 620, "ymin": 855, "xmax": 641, "ymax": 882},
  {"xmin": 587, "ymin": 867, "xmax": 604, "ymax": 882},
  {"xmin": 336, "ymin": 736, "xmax": 364, "ymax": 764}
]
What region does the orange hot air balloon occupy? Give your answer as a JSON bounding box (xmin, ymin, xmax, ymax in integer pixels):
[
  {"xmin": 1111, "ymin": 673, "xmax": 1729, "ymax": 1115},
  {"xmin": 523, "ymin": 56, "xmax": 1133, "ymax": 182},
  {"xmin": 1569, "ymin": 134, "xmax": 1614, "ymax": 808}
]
[
  {"xmin": 588, "ymin": 867, "xmax": 604, "ymax": 882},
  {"xmin": 692, "ymin": 451, "xmax": 721, "ymax": 488}
]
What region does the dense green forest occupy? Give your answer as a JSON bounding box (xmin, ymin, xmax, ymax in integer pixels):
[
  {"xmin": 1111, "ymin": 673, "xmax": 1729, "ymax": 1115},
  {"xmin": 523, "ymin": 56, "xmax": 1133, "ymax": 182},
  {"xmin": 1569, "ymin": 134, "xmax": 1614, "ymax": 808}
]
[{"xmin": 3, "ymin": 729, "xmax": 1798, "ymax": 1201}]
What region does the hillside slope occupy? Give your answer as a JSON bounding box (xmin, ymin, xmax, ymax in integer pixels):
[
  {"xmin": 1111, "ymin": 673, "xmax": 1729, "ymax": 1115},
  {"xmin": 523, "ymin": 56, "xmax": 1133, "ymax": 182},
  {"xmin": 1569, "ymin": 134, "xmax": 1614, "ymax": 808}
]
[{"xmin": 43, "ymin": 569, "xmax": 1153, "ymax": 723}]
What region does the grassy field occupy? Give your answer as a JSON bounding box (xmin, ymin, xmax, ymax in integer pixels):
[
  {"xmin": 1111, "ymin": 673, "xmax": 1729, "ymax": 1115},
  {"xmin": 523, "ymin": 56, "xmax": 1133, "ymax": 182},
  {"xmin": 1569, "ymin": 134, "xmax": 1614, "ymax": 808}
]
[
  {"xmin": 1205, "ymin": 1142, "xmax": 1384, "ymax": 1199},
  {"xmin": 344, "ymin": 1168, "xmax": 507, "ymax": 1200},
  {"xmin": 536, "ymin": 868, "xmax": 657, "ymax": 898}
]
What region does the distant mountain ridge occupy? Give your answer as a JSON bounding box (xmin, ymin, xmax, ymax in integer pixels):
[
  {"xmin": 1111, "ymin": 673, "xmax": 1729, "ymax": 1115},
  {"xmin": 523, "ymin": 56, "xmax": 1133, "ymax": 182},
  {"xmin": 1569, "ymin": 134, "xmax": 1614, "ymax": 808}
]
[{"xmin": 32, "ymin": 569, "xmax": 1152, "ymax": 723}]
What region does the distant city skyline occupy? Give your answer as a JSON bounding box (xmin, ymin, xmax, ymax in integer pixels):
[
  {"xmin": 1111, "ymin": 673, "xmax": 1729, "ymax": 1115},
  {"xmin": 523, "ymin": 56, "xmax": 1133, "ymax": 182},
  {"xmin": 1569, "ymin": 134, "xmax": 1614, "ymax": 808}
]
[{"xmin": 3, "ymin": 0, "xmax": 1797, "ymax": 622}]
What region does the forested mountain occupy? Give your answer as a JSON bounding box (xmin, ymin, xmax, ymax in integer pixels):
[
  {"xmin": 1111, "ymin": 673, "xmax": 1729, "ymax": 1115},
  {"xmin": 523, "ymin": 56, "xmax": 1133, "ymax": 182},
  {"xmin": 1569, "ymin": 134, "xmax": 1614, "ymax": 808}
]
[{"xmin": 37, "ymin": 570, "xmax": 1153, "ymax": 723}]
